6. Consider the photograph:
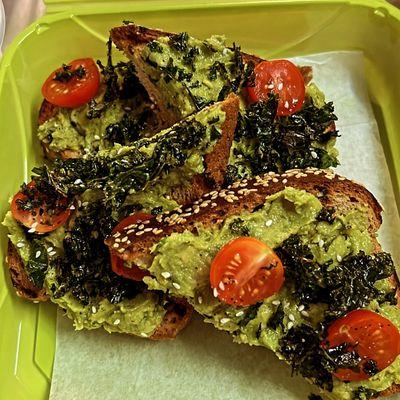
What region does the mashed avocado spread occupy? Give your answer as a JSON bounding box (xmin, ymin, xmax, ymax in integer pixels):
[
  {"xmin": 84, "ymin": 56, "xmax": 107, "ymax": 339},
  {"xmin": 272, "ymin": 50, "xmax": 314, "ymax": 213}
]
[{"xmin": 142, "ymin": 188, "xmax": 400, "ymax": 399}]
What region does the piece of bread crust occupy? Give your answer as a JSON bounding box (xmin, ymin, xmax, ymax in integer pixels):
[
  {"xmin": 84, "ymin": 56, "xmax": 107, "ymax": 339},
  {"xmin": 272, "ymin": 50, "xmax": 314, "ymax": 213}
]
[
  {"xmin": 110, "ymin": 24, "xmax": 314, "ymax": 129},
  {"xmin": 6, "ymin": 241, "xmax": 48, "ymax": 302},
  {"xmin": 106, "ymin": 167, "xmax": 400, "ymax": 397}
]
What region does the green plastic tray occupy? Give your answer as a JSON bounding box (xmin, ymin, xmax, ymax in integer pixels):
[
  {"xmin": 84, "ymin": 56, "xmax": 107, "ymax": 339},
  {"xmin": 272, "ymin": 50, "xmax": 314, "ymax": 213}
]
[{"xmin": 1, "ymin": 0, "xmax": 400, "ymax": 398}]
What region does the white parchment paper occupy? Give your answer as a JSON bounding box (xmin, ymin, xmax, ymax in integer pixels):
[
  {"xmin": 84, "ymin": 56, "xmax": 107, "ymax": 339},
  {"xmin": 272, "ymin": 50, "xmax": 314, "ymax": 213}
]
[{"xmin": 49, "ymin": 52, "xmax": 400, "ymax": 400}]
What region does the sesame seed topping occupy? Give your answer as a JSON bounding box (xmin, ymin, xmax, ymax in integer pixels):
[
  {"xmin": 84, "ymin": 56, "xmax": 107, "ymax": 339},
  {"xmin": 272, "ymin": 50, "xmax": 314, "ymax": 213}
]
[
  {"xmin": 265, "ymin": 220, "xmax": 273, "ymax": 227},
  {"xmin": 114, "ymin": 232, "xmax": 121, "ymax": 238},
  {"xmin": 282, "ymin": 179, "xmax": 288, "ymax": 184},
  {"xmin": 144, "ymin": 228, "xmax": 152, "ymax": 232},
  {"xmin": 284, "ymin": 101, "xmax": 289, "ymax": 109},
  {"xmin": 136, "ymin": 231, "xmax": 145, "ymax": 236},
  {"xmin": 49, "ymin": 251, "xmax": 57, "ymax": 257},
  {"xmin": 92, "ymin": 306, "xmax": 97, "ymax": 313},
  {"xmin": 161, "ymin": 272, "xmax": 171, "ymax": 279},
  {"xmin": 121, "ymin": 236, "xmax": 128, "ymax": 242},
  {"xmin": 337, "ymin": 255, "xmax": 342, "ymax": 262},
  {"xmin": 141, "ymin": 332, "xmax": 148, "ymax": 337},
  {"xmin": 114, "ymin": 319, "xmax": 120, "ymax": 325},
  {"xmin": 94, "ymin": 135, "xmax": 100, "ymax": 140},
  {"xmin": 211, "ymin": 203, "xmax": 217, "ymax": 208},
  {"xmin": 289, "ymin": 314, "xmax": 295, "ymax": 322},
  {"xmin": 74, "ymin": 179, "xmax": 83, "ymax": 185},
  {"xmin": 318, "ymin": 239, "xmax": 324, "ymax": 248},
  {"xmin": 301, "ymin": 310, "xmax": 309, "ymax": 317},
  {"xmin": 272, "ymin": 300, "xmax": 281, "ymax": 306},
  {"xmin": 172, "ymin": 282, "xmax": 181, "ymax": 290},
  {"xmin": 267, "ymin": 83, "xmax": 274, "ymax": 89},
  {"xmin": 220, "ymin": 318, "xmax": 230, "ymax": 324},
  {"xmin": 113, "ymin": 243, "xmax": 120, "ymax": 248},
  {"xmin": 298, "ymin": 305, "xmax": 305, "ymax": 311},
  {"xmin": 311, "ymin": 151, "xmax": 318, "ymax": 159},
  {"xmin": 213, "ymin": 287, "xmax": 218, "ymax": 298},
  {"xmin": 16, "ymin": 242, "xmax": 25, "ymax": 248},
  {"xmin": 35, "ymin": 250, "xmax": 41, "ymax": 258},
  {"xmin": 287, "ymin": 321, "xmax": 294, "ymax": 330},
  {"xmin": 236, "ymin": 311, "xmax": 244, "ymax": 317},
  {"xmin": 272, "ymin": 178, "xmax": 279, "ymax": 183},
  {"xmin": 219, "ymin": 281, "xmax": 225, "ymax": 291},
  {"xmin": 198, "ymin": 296, "xmax": 203, "ymax": 304},
  {"xmin": 277, "ymin": 82, "xmax": 283, "ymax": 90},
  {"xmin": 70, "ymin": 205, "xmax": 76, "ymax": 210}
]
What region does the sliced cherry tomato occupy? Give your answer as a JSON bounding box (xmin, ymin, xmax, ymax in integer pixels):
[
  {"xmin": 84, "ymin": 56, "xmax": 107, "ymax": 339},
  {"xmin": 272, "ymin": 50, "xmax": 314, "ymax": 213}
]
[
  {"xmin": 42, "ymin": 58, "xmax": 100, "ymax": 108},
  {"xmin": 110, "ymin": 212, "xmax": 152, "ymax": 281},
  {"xmin": 247, "ymin": 60, "xmax": 305, "ymax": 116},
  {"xmin": 11, "ymin": 181, "xmax": 71, "ymax": 234},
  {"xmin": 210, "ymin": 237, "xmax": 284, "ymax": 307},
  {"xmin": 323, "ymin": 310, "xmax": 400, "ymax": 382}
]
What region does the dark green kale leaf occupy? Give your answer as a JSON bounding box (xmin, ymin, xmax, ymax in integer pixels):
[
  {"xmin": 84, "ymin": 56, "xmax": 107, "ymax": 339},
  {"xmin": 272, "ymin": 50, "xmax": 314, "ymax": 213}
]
[
  {"xmin": 353, "ymin": 387, "xmax": 378, "ymax": 400},
  {"xmin": 279, "ymin": 324, "xmax": 333, "ymax": 391},
  {"xmin": 276, "ymin": 235, "xmax": 396, "ymax": 316},
  {"xmin": 53, "ymin": 64, "xmax": 85, "ymax": 83},
  {"xmin": 238, "ymin": 303, "xmax": 261, "ymax": 327},
  {"xmin": 267, "ymin": 303, "xmax": 285, "ymax": 330},
  {"xmin": 26, "ymin": 241, "xmax": 48, "ymax": 288},
  {"xmin": 169, "ymin": 32, "xmax": 189, "ymax": 52},
  {"xmin": 308, "ymin": 395, "xmax": 323, "ymax": 400},
  {"xmin": 183, "ymin": 46, "xmax": 200, "ymax": 70},
  {"xmin": 316, "ymin": 207, "xmax": 335, "ymax": 224},
  {"xmin": 232, "ymin": 96, "xmax": 339, "ymax": 176},
  {"xmin": 51, "ymin": 200, "xmax": 144, "ymax": 305},
  {"xmin": 229, "ymin": 218, "xmax": 250, "ymax": 236},
  {"xmin": 148, "ymin": 41, "xmax": 164, "ymax": 53},
  {"xmin": 151, "ymin": 206, "xmax": 163, "ymax": 216}
]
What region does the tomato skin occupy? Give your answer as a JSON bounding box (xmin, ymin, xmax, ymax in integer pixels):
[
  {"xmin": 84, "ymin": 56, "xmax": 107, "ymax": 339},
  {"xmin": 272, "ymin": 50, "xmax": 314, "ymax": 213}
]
[
  {"xmin": 41, "ymin": 58, "xmax": 100, "ymax": 108},
  {"xmin": 247, "ymin": 60, "xmax": 305, "ymax": 116},
  {"xmin": 323, "ymin": 310, "xmax": 400, "ymax": 382},
  {"xmin": 210, "ymin": 237, "xmax": 284, "ymax": 307},
  {"xmin": 11, "ymin": 181, "xmax": 71, "ymax": 234},
  {"xmin": 109, "ymin": 213, "xmax": 152, "ymax": 281}
]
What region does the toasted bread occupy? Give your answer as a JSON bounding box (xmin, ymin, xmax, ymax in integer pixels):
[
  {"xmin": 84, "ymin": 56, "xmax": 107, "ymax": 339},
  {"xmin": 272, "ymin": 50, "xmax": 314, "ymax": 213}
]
[
  {"xmin": 106, "ymin": 168, "xmax": 383, "ymax": 262},
  {"xmin": 106, "ymin": 167, "xmax": 400, "ymax": 397},
  {"xmin": 110, "ymin": 24, "xmax": 314, "ymax": 129},
  {"xmin": 6, "ymin": 239, "xmax": 193, "ymax": 339}
]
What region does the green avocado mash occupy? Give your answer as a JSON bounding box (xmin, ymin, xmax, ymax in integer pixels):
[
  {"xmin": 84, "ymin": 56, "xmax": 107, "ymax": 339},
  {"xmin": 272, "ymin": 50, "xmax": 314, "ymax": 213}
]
[
  {"xmin": 142, "ymin": 188, "xmax": 399, "ymax": 399},
  {"xmin": 140, "ymin": 34, "xmax": 238, "ymax": 119}
]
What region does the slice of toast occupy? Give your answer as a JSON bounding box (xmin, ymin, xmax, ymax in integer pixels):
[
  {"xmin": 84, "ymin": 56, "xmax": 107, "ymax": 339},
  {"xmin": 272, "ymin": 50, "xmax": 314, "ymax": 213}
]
[
  {"xmin": 106, "ymin": 167, "xmax": 400, "ymax": 397},
  {"xmin": 110, "ymin": 24, "xmax": 314, "ymax": 129},
  {"xmin": 105, "ymin": 168, "xmax": 383, "ymax": 262},
  {"xmin": 6, "ymin": 240, "xmax": 192, "ymax": 340}
]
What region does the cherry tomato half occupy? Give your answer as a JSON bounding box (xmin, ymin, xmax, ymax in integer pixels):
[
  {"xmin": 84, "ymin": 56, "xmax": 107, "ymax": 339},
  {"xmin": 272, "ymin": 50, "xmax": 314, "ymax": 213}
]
[
  {"xmin": 41, "ymin": 58, "xmax": 100, "ymax": 108},
  {"xmin": 323, "ymin": 309, "xmax": 400, "ymax": 382},
  {"xmin": 210, "ymin": 237, "xmax": 284, "ymax": 307},
  {"xmin": 247, "ymin": 60, "xmax": 305, "ymax": 116},
  {"xmin": 11, "ymin": 181, "xmax": 71, "ymax": 234},
  {"xmin": 109, "ymin": 213, "xmax": 152, "ymax": 281}
]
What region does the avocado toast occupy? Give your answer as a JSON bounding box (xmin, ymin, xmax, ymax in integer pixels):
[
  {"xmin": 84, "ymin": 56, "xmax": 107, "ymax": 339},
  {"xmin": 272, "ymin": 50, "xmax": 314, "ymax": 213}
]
[
  {"xmin": 106, "ymin": 168, "xmax": 400, "ymax": 399},
  {"xmin": 4, "ymin": 94, "xmax": 239, "ymax": 339},
  {"xmin": 111, "ymin": 24, "xmax": 339, "ymax": 181}
]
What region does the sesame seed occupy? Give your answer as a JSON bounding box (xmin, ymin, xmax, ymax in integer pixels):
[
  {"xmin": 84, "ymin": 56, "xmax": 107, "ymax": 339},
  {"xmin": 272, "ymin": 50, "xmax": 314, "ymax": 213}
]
[
  {"xmin": 267, "ymin": 83, "xmax": 274, "ymax": 89},
  {"xmin": 301, "ymin": 310, "xmax": 309, "ymax": 317},
  {"xmin": 70, "ymin": 205, "xmax": 76, "ymax": 210},
  {"xmin": 114, "ymin": 232, "xmax": 121, "ymax": 238},
  {"xmin": 272, "ymin": 300, "xmax": 281, "ymax": 306},
  {"xmin": 114, "ymin": 319, "xmax": 120, "ymax": 325},
  {"xmin": 265, "ymin": 219, "xmax": 273, "ymax": 227},
  {"xmin": 92, "ymin": 306, "xmax": 97, "ymax": 313},
  {"xmin": 172, "ymin": 282, "xmax": 181, "ymax": 290},
  {"xmin": 287, "ymin": 321, "xmax": 294, "ymax": 330},
  {"xmin": 161, "ymin": 272, "xmax": 171, "ymax": 279},
  {"xmin": 138, "ymin": 224, "xmax": 144, "ymax": 230},
  {"xmin": 94, "ymin": 135, "xmax": 100, "ymax": 140},
  {"xmin": 226, "ymin": 197, "xmax": 234, "ymax": 203},
  {"xmin": 16, "ymin": 242, "xmax": 25, "ymax": 248},
  {"xmin": 298, "ymin": 304, "xmax": 305, "ymax": 311},
  {"xmin": 220, "ymin": 318, "xmax": 230, "ymax": 324},
  {"xmin": 35, "ymin": 250, "xmax": 41, "ymax": 258},
  {"xmin": 141, "ymin": 332, "xmax": 148, "ymax": 337},
  {"xmin": 337, "ymin": 255, "xmax": 342, "ymax": 262},
  {"xmin": 198, "ymin": 296, "xmax": 203, "ymax": 304},
  {"xmin": 284, "ymin": 101, "xmax": 289, "ymax": 109},
  {"xmin": 144, "ymin": 228, "xmax": 152, "ymax": 232},
  {"xmin": 115, "ymin": 238, "xmax": 121, "ymax": 243},
  {"xmin": 113, "ymin": 243, "xmax": 120, "ymax": 248},
  {"xmin": 213, "ymin": 287, "xmax": 218, "ymax": 298},
  {"xmin": 272, "ymin": 178, "xmax": 279, "ymax": 183},
  {"xmin": 311, "ymin": 151, "xmax": 318, "ymax": 159},
  {"xmin": 136, "ymin": 231, "xmax": 145, "ymax": 236},
  {"xmin": 74, "ymin": 179, "xmax": 83, "ymax": 185},
  {"xmin": 219, "ymin": 281, "xmax": 225, "ymax": 291},
  {"xmin": 154, "ymin": 229, "xmax": 163, "ymax": 235},
  {"xmin": 235, "ymin": 311, "xmax": 244, "ymax": 317},
  {"xmin": 82, "ymin": 201, "xmax": 89, "ymax": 207},
  {"xmin": 282, "ymin": 179, "xmax": 288, "ymax": 184},
  {"xmin": 277, "ymin": 82, "xmax": 283, "ymax": 90},
  {"xmin": 121, "ymin": 236, "xmax": 128, "ymax": 242},
  {"xmin": 28, "ymin": 227, "xmax": 36, "ymax": 234},
  {"xmin": 318, "ymin": 239, "xmax": 324, "ymax": 248},
  {"xmin": 289, "ymin": 314, "xmax": 295, "ymax": 322},
  {"xmin": 49, "ymin": 251, "xmax": 57, "ymax": 256}
]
